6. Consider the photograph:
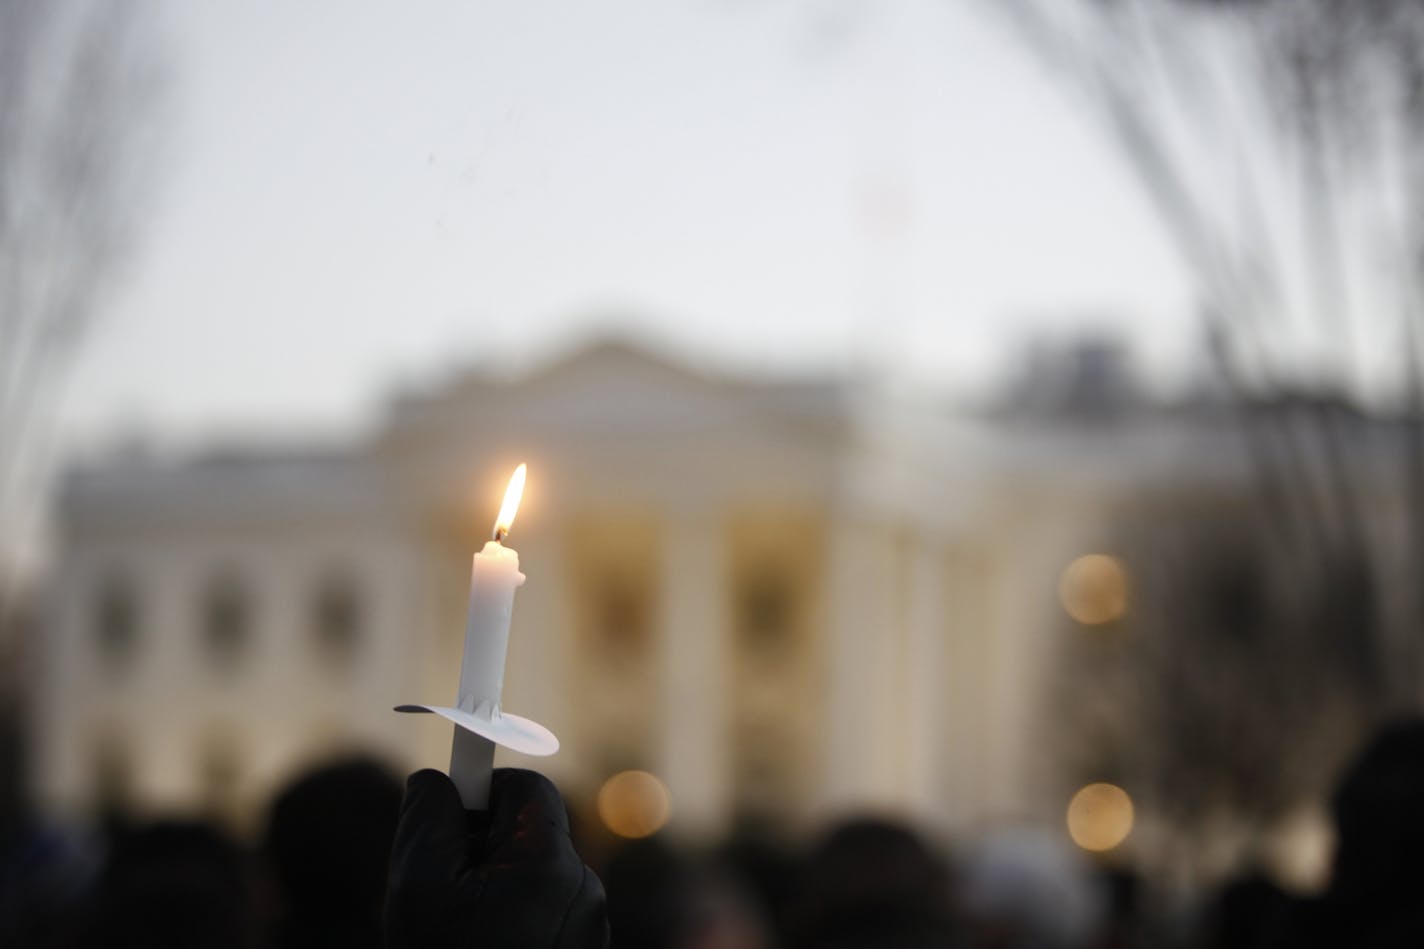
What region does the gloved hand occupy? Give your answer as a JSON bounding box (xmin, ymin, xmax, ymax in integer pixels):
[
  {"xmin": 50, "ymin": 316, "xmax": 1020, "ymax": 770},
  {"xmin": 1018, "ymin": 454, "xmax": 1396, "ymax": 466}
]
[{"xmin": 385, "ymin": 767, "xmax": 608, "ymax": 949}]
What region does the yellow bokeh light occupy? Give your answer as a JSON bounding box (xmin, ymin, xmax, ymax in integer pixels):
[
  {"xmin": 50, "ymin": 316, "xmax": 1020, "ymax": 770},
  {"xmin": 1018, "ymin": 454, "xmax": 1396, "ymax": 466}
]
[
  {"xmin": 597, "ymin": 770, "xmax": 671, "ymax": 839},
  {"xmin": 1066, "ymin": 782, "xmax": 1134, "ymax": 852},
  {"xmin": 1059, "ymin": 554, "xmax": 1129, "ymax": 625}
]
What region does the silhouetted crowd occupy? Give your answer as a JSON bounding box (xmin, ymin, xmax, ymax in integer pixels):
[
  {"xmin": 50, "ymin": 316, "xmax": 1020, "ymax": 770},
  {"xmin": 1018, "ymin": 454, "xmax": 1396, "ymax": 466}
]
[{"xmin": 4, "ymin": 718, "xmax": 1424, "ymax": 949}]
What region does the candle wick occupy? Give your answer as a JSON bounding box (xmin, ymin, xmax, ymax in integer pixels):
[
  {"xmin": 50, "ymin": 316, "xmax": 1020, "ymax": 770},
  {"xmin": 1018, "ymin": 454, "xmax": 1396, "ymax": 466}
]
[{"xmin": 493, "ymin": 525, "xmax": 507, "ymax": 543}]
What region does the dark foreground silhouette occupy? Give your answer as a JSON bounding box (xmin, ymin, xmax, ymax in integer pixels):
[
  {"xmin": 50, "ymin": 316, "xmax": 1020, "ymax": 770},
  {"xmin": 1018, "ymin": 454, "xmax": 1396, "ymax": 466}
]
[
  {"xmin": 264, "ymin": 758, "xmax": 403, "ymax": 949},
  {"xmin": 1248, "ymin": 719, "xmax": 1424, "ymax": 949},
  {"xmin": 8, "ymin": 719, "xmax": 1424, "ymax": 948},
  {"xmin": 79, "ymin": 820, "xmax": 258, "ymax": 949}
]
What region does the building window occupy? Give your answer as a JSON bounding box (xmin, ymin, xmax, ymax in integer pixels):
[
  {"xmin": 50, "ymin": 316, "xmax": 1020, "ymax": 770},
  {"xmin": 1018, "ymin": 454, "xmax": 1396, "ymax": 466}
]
[
  {"xmin": 93, "ymin": 572, "xmax": 141, "ymax": 672},
  {"xmin": 593, "ymin": 575, "xmax": 650, "ymax": 661},
  {"xmin": 736, "ymin": 567, "xmax": 795, "ymax": 662},
  {"xmin": 313, "ymin": 572, "xmax": 361, "ymax": 667},
  {"xmin": 565, "ymin": 513, "xmax": 660, "ymax": 770},
  {"xmin": 727, "ymin": 513, "xmax": 824, "ymax": 828},
  {"xmin": 201, "ymin": 571, "xmax": 252, "ymax": 672},
  {"xmin": 568, "ymin": 514, "xmax": 658, "ymax": 667}
]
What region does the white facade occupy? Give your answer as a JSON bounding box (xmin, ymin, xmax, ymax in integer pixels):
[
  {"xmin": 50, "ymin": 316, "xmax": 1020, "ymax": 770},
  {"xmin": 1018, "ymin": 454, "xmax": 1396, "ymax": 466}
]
[{"xmin": 35, "ymin": 340, "xmax": 1227, "ymax": 838}]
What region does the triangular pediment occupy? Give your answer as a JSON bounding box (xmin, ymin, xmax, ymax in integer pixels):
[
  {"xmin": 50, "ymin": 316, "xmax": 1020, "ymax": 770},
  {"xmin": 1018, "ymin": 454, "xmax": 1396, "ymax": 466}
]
[
  {"xmin": 524, "ymin": 337, "xmax": 716, "ymax": 390},
  {"xmin": 383, "ymin": 336, "xmax": 842, "ymax": 444}
]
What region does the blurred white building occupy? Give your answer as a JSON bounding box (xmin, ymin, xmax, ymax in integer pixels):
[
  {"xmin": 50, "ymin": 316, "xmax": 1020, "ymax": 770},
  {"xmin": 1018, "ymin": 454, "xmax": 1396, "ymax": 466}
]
[{"xmin": 34, "ymin": 339, "xmax": 1216, "ymax": 838}]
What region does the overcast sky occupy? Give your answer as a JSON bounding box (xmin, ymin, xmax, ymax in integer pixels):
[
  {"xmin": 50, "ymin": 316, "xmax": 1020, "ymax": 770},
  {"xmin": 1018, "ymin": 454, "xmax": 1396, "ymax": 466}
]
[{"xmin": 56, "ymin": 0, "xmax": 1193, "ymax": 451}]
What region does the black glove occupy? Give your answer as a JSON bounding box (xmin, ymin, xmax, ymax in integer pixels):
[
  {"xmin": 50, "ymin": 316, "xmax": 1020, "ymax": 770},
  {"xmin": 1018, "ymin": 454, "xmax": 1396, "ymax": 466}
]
[{"xmin": 385, "ymin": 767, "xmax": 608, "ymax": 949}]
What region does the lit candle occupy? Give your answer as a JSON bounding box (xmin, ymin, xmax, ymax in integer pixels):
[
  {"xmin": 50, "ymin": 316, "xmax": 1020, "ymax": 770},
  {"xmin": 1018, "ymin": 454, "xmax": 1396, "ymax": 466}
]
[
  {"xmin": 448, "ymin": 463, "xmax": 527, "ymax": 806},
  {"xmin": 396, "ymin": 463, "xmax": 559, "ymax": 809}
]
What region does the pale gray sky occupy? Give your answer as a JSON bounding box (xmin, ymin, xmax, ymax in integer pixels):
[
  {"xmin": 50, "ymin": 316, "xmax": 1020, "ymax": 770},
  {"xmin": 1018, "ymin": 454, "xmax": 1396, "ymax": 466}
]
[{"xmin": 57, "ymin": 0, "xmax": 1192, "ymax": 450}]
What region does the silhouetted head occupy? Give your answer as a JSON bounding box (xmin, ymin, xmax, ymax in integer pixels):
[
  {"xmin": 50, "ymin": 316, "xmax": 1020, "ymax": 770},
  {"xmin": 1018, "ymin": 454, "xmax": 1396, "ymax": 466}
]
[
  {"xmin": 714, "ymin": 833, "xmax": 799, "ymax": 943},
  {"xmin": 262, "ymin": 757, "xmax": 402, "ymax": 949},
  {"xmin": 788, "ymin": 817, "xmax": 957, "ymax": 949},
  {"xmin": 82, "ymin": 819, "xmax": 256, "ymax": 949},
  {"xmin": 601, "ymin": 835, "xmax": 691, "ymax": 949},
  {"xmin": 1330, "ymin": 717, "xmax": 1424, "ymax": 904},
  {"xmin": 1201, "ymin": 870, "xmax": 1291, "ymax": 949}
]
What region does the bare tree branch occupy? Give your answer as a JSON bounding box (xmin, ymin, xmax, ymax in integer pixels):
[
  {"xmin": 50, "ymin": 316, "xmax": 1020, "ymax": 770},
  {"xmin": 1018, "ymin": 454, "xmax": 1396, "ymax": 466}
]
[
  {"xmin": 0, "ymin": 0, "xmax": 164, "ymax": 603},
  {"xmin": 993, "ymin": 0, "xmax": 1424, "ymax": 876}
]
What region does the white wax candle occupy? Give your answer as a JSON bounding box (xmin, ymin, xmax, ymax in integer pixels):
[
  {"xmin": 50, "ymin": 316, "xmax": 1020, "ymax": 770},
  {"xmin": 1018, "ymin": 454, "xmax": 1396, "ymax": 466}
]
[
  {"xmin": 394, "ymin": 463, "xmax": 557, "ymax": 804},
  {"xmin": 448, "ymin": 466, "xmax": 527, "ymax": 809}
]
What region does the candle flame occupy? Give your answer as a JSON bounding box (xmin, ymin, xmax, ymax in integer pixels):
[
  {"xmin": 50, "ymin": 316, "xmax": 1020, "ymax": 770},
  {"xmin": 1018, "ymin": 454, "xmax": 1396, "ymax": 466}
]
[{"xmin": 493, "ymin": 463, "xmax": 526, "ymax": 542}]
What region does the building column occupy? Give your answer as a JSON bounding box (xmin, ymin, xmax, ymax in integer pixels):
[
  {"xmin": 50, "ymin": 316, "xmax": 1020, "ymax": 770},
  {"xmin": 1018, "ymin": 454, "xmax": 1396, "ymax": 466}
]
[
  {"xmin": 35, "ymin": 552, "xmax": 90, "ymax": 817},
  {"xmin": 821, "ymin": 518, "xmax": 902, "ymax": 815},
  {"xmin": 903, "ymin": 534, "xmax": 948, "ymax": 825},
  {"xmin": 937, "ymin": 542, "xmax": 995, "ymax": 831},
  {"xmin": 138, "ymin": 544, "xmax": 202, "ymax": 812},
  {"xmin": 657, "ymin": 513, "xmax": 729, "ymax": 839}
]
